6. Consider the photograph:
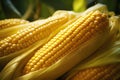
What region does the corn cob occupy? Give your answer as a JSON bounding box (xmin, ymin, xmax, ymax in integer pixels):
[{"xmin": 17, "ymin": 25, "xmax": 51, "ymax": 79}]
[
  {"xmin": 63, "ymin": 15, "xmax": 120, "ymax": 80},
  {"xmin": 0, "ymin": 19, "xmax": 29, "ymax": 29},
  {"xmin": 23, "ymin": 10, "xmax": 109, "ymax": 75},
  {"xmin": 66, "ymin": 63, "xmax": 120, "ymax": 80},
  {"xmin": 0, "ymin": 12, "xmax": 73, "ymax": 57}
]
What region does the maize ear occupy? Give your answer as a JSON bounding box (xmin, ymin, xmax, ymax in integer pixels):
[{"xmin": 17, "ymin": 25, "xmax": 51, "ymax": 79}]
[
  {"xmin": 65, "ymin": 63, "xmax": 120, "ymax": 80},
  {"xmin": 24, "ymin": 10, "xmax": 108, "ymax": 74},
  {"xmin": 0, "ymin": 19, "xmax": 29, "ymax": 29},
  {"xmin": 62, "ymin": 15, "xmax": 120, "ymax": 80},
  {"xmin": 16, "ymin": 10, "xmax": 109, "ymax": 80},
  {"xmin": 0, "ymin": 12, "xmax": 74, "ymax": 57}
]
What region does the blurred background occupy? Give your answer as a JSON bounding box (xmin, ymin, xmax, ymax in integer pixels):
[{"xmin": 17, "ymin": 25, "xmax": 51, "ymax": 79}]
[{"xmin": 0, "ymin": 0, "xmax": 120, "ymax": 21}]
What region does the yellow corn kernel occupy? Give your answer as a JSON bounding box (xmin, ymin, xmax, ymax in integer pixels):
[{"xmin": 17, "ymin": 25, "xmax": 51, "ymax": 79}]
[
  {"xmin": 23, "ymin": 11, "xmax": 109, "ymax": 74},
  {"xmin": 68, "ymin": 64, "xmax": 120, "ymax": 80},
  {"xmin": 0, "ymin": 19, "xmax": 29, "ymax": 29},
  {"xmin": 0, "ymin": 13, "xmax": 70, "ymax": 57}
]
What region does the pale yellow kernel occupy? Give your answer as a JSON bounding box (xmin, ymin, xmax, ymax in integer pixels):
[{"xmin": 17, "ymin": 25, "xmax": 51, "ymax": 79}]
[
  {"xmin": 34, "ymin": 65, "xmax": 40, "ymax": 70},
  {"xmin": 30, "ymin": 68, "xmax": 35, "ymax": 72},
  {"xmin": 15, "ymin": 44, "xmax": 21, "ymax": 50},
  {"xmin": 31, "ymin": 60, "xmax": 37, "ymax": 65},
  {"xmin": 39, "ymin": 59, "xmax": 44, "ymax": 64},
  {"xmin": 33, "ymin": 57, "xmax": 39, "ymax": 62},
  {"xmin": 44, "ymin": 59, "xmax": 52, "ymax": 66}
]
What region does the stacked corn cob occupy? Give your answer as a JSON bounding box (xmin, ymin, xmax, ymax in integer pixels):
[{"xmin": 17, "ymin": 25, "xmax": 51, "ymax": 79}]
[{"xmin": 0, "ymin": 3, "xmax": 120, "ymax": 80}]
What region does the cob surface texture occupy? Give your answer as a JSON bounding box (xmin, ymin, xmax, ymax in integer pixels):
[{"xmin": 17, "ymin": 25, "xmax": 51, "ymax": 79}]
[
  {"xmin": 0, "ymin": 12, "xmax": 73, "ymax": 57},
  {"xmin": 23, "ymin": 10, "xmax": 109, "ymax": 76}
]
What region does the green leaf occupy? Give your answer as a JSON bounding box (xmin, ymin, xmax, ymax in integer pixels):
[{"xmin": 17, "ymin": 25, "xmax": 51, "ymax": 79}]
[
  {"xmin": 73, "ymin": 0, "xmax": 87, "ymax": 12},
  {"xmin": 40, "ymin": 3, "xmax": 55, "ymax": 18},
  {"xmin": 0, "ymin": 2, "xmax": 5, "ymax": 19},
  {"xmin": 1, "ymin": 0, "xmax": 22, "ymax": 18}
]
